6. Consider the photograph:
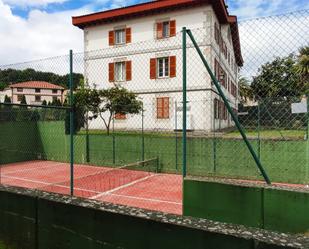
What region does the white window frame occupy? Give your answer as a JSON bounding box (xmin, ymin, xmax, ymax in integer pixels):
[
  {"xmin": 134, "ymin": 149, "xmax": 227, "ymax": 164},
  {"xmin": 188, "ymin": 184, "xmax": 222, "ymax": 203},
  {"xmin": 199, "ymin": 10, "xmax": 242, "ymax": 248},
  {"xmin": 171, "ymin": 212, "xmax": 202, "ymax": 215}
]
[
  {"xmin": 162, "ymin": 21, "xmax": 170, "ymax": 38},
  {"xmin": 115, "ymin": 29, "xmax": 125, "ymax": 45},
  {"xmin": 157, "ymin": 57, "xmax": 169, "ymax": 78},
  {"xmin": 115, "ymin": 62, "xmax": 126, "ymax": 82}
]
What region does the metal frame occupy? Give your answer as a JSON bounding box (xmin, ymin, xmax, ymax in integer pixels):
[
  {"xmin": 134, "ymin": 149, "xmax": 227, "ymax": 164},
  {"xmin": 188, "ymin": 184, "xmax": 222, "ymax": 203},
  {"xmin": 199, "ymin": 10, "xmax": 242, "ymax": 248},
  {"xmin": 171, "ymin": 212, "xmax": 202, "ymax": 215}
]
[{"xmin": 182, "ymin": 27, "xmax": 271, "ymax": 184}]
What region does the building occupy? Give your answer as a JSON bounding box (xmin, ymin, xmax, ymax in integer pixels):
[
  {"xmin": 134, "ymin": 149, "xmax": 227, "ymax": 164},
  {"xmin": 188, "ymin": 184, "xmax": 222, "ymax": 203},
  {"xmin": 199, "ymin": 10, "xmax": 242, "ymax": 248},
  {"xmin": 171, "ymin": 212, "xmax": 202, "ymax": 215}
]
[
  {"xmin": 72, "ymin": 0, "xmax": 243, "ymax": 131},
  {"xmin": 8, "ymin": 81, "xmax": 65, "ymax": 105}
]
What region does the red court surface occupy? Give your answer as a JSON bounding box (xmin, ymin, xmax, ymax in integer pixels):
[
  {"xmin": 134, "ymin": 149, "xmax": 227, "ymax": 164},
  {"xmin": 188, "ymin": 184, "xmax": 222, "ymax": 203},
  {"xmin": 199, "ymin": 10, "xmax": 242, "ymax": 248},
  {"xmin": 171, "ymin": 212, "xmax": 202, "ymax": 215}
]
[{"xmin": 0, "ymin": 160, "xmax": 183, "ymax": 215}]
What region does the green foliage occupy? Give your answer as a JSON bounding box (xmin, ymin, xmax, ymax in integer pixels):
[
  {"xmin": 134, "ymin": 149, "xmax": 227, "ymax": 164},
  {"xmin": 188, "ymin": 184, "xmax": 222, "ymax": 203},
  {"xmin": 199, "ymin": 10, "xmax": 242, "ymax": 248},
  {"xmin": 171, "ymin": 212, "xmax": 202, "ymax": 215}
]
[
  {"xmin": 0, "ymin": 68, "xmax": 83, "ymax": 90},
  {"xmin": 251, "ymin": 47, "xmax": 309, "ymax": 100},
  {"xmin": 4, "ymin": 95, "xmax": 11, "ymax": 103},
  {"xmin": 20, "ymin": 95, "xmax": 27, "ymax": 105},
  {"xmin": 74, "ymin": 87, "xmax": 143, "ymax": 135},
  {"xmin": 239, "ymin": 77, "xmax": 253, "ymax": 103},
  {"xmin": 42, "ymin": 100, "xmax": 47, "ymax": 106}
]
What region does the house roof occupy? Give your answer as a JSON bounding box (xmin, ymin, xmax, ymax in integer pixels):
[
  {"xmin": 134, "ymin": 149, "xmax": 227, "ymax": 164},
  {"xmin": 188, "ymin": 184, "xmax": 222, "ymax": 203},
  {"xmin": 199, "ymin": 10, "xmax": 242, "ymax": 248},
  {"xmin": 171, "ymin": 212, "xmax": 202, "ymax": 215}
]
[
  {"xmin": 10, "ymin": 81, "xmax": 65, "ymax": 90},
  {"xmin": 72, "ymin": 0, "xmax": 243, "ymax": 66}
]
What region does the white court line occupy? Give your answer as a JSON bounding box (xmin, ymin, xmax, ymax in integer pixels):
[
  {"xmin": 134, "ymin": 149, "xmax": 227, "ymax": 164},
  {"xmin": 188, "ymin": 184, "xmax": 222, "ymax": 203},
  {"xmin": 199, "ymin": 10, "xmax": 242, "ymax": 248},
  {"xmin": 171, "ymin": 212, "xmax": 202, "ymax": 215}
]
[
  {"xmin": 2, "ymin": 173, "xmax": 181, "ymax": 206},
  {"xmin": 2, "ymin": 162, "xmax": 67, "ymax": 174},
  {"xmin": 1, "ymin": 175, "xmax": 98, "ymax": 194},
  {"xmin": 90, "ymin": 174, "xmax": 155, "ymax": 200},
  {"xmin": 108, "ymin": 193, "xmax": 182, "ymax": 205}
]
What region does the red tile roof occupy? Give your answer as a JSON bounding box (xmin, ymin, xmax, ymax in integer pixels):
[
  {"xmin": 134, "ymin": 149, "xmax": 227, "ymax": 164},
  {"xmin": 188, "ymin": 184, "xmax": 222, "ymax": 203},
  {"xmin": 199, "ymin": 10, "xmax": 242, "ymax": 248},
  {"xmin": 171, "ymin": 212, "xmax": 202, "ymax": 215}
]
[
  {"xmin": 72, "ymin": 0, "xmax": 243, "ymax": 66},
  {"xmin": 10, "ymin": 81, "xmax": 65, "ymax": 90}
]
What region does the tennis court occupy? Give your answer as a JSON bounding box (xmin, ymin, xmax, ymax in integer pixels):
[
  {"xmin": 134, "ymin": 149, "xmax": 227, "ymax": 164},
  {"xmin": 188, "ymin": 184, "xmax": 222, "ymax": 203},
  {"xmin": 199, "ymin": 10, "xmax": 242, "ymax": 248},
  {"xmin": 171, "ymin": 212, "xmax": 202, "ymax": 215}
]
[{"xmin": 0, "ymin": 160, "xmax": 183, "ymax": 215}]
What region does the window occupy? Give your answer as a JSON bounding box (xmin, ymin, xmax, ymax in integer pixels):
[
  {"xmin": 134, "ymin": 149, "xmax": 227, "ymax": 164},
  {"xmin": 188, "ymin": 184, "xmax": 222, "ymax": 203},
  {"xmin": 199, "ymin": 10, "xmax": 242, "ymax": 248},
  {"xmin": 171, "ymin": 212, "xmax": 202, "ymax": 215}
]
[
  {"xmin": 162, "ymin": 21, "xmax": 170, "ymax": 38},
  {"xmin": 157, "ymin": 57, "xmax": 169, "ymax": 78},
  {"xmin": 53, "ymin": 96, "xmax": 58, "ymax": 102},
  {"xmin": 214, "ymin": 99, "xmax": 219, "ymax": 119},
  {"xmin": 156, "ymin": 20, "xmax": 176, "ymax": 39},
  {"xmin": 109, "ymin": 28, "xmax": 131, "ymax": 46},
  {"xmin": 17, "ymin": 95, "xmax": 23, "ymax": 101},
  {"xmin": 115, "ymin": 113, "xmax": 126, "ymax": 120},
  {"xmin": 115, "ymin": 62, "xmax": 126, "ymax": 82},
  {"xmin": 109, "ymin": 61, "xmax": 132, "ymax": 82},
  {"xmin": 17, "ymin": 88, "xmax": 23, "ymax": 92},
  {"xmin": 52, "ymin": 89, "xmax": 58, "ymax": 94},
  {"xmin": 157, "ymin": 97, "xmax": 169, "ymax": 119},
  {"xmin": 35, "ymin": 88, "xmax": 40, "ymax": 93},
  {"xmin": 35, "ymin": 95, "xmax": 41, "ymax": 102},
  {"xmin": 115, "ymin": 29, "xmax": 125, "ymax": 45}
]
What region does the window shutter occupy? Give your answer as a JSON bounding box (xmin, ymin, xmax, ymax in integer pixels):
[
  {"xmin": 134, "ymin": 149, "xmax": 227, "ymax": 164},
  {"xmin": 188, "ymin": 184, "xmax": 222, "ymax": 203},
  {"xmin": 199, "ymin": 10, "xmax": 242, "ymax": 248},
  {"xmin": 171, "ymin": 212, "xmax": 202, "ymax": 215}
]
[
  {"xmin": 126, "ymin": 27, "xmax": 131, "ymax": 43},
  {"xmin": 109, "ymin": 63, "xmax": 115, "ymax": 82},
  {"xmin": 115, "ymin": 113, "xmax": 126, "ymax": 119},
  {"xmin": 169, "ymin": 56, "xmax": 176, "ymax": 78},
  {"xmin": 126, "ymin": 61, "xmax": 132, "ymax": 81},
  {"xmin": 170, "ymin": 20, "xmax": 176, "ymax": 37},
  {"xmin": 109, "ymin": 30, "xmax": 114, "ymax": 46},
  {"xmin": 157, "ymin": 98, "xmax": 163, "ymax": 118},
  {"xmin": 163, "ymin": 97, "xmax": 169, "ymax": 118},
  {"xmin": 157, "ymin": 22, "xmax": 163, "ymax": 39},
  {"xmin": 150, "ymin": 58, "xmax": 156, "ymax": 79}
]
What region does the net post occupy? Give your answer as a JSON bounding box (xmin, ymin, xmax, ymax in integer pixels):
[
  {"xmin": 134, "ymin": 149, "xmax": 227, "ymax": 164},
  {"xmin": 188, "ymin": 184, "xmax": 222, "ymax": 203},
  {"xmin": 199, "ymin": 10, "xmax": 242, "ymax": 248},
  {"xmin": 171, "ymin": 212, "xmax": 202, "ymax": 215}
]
[
  {"xmin": 186, "ymin": 29, "xmax": 271, "ymax": 185},
  {"xmin": 182, "ymin": 27, "xmax": 187, "ymax": 178},
  {"xmin": 69, "ymin": 49, "xmax": 74, "ymax": 196}
]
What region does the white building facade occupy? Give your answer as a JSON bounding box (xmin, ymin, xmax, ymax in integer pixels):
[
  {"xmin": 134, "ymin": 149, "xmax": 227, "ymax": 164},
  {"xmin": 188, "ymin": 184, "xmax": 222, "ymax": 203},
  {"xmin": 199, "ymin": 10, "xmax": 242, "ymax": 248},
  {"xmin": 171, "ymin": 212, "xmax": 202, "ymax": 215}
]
[{"xmin": 72, "ymin": 0, "xmax": 243, "ymax": 131}]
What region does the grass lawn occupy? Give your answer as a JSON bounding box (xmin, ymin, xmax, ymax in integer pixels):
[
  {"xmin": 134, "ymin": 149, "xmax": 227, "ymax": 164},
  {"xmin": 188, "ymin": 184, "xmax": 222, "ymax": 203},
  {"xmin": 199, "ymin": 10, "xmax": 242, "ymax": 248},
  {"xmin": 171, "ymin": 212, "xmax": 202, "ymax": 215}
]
[
  {"xmin": 78, "ymin": 128, "xmax": 307, "ymax": 140},
  {"xmin": 223, "ymin": 129, "xmax": 307, "ymax": 140}
]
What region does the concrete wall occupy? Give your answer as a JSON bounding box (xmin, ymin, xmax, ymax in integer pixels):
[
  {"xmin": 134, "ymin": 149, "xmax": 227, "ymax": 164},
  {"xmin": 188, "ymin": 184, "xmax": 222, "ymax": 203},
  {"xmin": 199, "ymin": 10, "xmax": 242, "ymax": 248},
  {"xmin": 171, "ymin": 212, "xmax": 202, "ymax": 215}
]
[
  {"xmin": 0, "ymin": 186, "xmax": 306, "ymax": 249},
  {"xmin": 183, "ymin": 178, "xmax": 309, "ymax": 234}
]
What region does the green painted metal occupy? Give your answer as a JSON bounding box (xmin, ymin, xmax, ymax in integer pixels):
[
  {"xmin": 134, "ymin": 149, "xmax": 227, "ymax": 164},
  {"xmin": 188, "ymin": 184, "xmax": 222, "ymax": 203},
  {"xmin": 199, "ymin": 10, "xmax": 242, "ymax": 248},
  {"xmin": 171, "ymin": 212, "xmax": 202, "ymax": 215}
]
[
  {"xmin": 184, "ymin": 178, "xmax": 309, "ymax": 233},
  {"xmin": 175, "ymin": 101, "xmax": 178, "ymax": 170},
  {"xmin": 182, "ymin": 27, "xmax": 187, "ymax": 178},
  {"xmin": 112, "ymin": 117, "xmax": 116, "ymax": 164},
  {"xmin": 69, "ymin": 50, "xmax": 74, "ymax": 196},
  {"xmin": 142, "ymin": 107, "xmax": 145, "ymax": 162},
  {"xmin": 257, "ymin": 100, "xmax": 261, "ymax": 159},
  {"xmin": 185, "ymin": 29, "xmax": 271, "ymax": 185}
]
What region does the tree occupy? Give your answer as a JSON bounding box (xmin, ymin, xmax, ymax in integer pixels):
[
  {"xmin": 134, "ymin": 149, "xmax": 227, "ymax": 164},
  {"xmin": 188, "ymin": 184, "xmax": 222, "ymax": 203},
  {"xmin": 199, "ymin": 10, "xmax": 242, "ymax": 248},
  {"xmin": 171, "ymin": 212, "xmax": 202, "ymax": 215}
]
[
  {"xmin": 4, "ymin": 95, "xmax": 11, "ymax": 103},
  {"xmin": 251, "ymin": 55, "xmax": 302, "ymax": 100},
  {"xmin": 295, "ymin": 46, "xmax": 309, "ymax": 95},
  {"xmin": 20, "ymin": 95, "xmax": 27, "ymax": 105},
  {"xmin": 77, "ymin": 87, "xmax": 143, "ymax": 135},
  {"xmin": 42, "ymin": 100, "xmax": 47, "ymax": 106},
  {"xmin": 239, "ymin": 77, "xmax": 253, "ymax": 103}
]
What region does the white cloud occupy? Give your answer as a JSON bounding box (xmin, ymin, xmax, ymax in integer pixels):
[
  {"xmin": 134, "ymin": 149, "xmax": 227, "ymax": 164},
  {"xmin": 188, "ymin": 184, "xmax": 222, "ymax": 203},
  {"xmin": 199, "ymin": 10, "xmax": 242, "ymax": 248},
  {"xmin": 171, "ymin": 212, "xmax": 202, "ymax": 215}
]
[
  {"xmin": 2, "ymin": 0, "xmax": 68, "ymax": 8},
  {"xmin": 0, "ymin": 0, "xmax": 87, "ymax": 66},
  {"xmin": 238, "ymin": 10, "xmax": 309, "ymax": 79}
]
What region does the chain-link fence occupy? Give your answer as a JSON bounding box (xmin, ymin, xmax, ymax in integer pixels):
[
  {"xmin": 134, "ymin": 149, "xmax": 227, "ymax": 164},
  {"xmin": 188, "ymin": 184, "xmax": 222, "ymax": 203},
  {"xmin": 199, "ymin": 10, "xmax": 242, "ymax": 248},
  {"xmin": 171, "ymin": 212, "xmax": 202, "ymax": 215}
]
[{"xmin": 0, "ymin": 10, "xmax": 308, "ymax": 215}]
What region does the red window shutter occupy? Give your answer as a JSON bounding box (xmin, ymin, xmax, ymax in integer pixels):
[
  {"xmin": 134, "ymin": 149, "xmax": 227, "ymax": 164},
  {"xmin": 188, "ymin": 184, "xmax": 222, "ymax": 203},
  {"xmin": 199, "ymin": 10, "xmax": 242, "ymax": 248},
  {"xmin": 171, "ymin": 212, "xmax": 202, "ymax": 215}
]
[
  {"xmin": 157, "ymin": 22, "xmax": 163, "ymax": 39},
  {"xmin": 109, "ymin": 30, "xmax": 114, "ymax": 46},
  {"xmin": 163, "ymin": 97, "xmax": 169, "ymax": 118},
  {"xmin": 126, "ymin": 27, "xmax": 131, "ymax": 43},
  {"xmin": 126, "ymin": 61, "xmax": 132, "ymax": 81},
  {"xmin": 157, "ymin": 98, "xmax": 163, "ymax": 118},
  {"xmin": 169, "ymin": 56, "xmax": 176, "ymax": 78},
  {"xmin": 109, "ymin": 63, "xmax": 115, "ymax": 82},
  {"xmin": 115, "ymin": 113, "xmax": 126, "ymax": 120},
  {"xmin": 150, "ymin": 58, "xmax": 156, "ymax": 79},
  {"xmin": 170, "ymin": 20, "xmax": 176, "ymax": 37}
]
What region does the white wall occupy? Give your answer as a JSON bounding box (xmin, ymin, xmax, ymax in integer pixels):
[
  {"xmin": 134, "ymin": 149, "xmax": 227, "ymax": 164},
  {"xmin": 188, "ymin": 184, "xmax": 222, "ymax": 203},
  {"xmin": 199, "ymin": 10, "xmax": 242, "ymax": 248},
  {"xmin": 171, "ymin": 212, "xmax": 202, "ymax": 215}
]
[
  {"xmin": 83, "ymin": 5, "xmax": 239, "ymax": 131},
  {"xmin": 11, "ymin": 88, "xmax": 64, "ymax": 104}
]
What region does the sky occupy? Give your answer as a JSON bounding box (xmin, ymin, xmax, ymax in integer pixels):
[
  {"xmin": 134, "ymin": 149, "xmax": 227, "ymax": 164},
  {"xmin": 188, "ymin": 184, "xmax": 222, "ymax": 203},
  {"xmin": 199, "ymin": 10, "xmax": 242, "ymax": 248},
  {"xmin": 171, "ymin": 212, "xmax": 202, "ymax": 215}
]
[{"xmin": 0, "ymin": 0, "xmax": 308, "ymax": 66}]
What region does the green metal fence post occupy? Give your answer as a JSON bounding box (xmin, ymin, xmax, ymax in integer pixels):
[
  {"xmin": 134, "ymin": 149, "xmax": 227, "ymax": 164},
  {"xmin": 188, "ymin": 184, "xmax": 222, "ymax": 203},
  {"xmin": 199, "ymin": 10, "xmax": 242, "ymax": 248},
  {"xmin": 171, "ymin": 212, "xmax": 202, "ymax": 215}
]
[
  {"xmin": 112, "ymin": 116, "xmax": 115, "ymax": 165},
  {"xmin": 141, "ymin": 105, "xmax": 145, "ymax": 162},
  {"xmin": 186, "ymin": 29, "xmax": 271, "ymax": 184},
  {"xmin": 69, "ymin": 49, "xmax": 74, "ymax": 196},
  {"xmin": 257, "ymin": 100, "xmax": 261, "ymax": 159},
  {"xmin": 86, "ymin": 113, "xmax": 90, "ymax": 163},
  {"xmin": 175, "ymin": 100, "xmax": 178, "ymax": 170},
  {"xmin": 182, "ymin": 27, "xmax": 187, "ymax": 178}
]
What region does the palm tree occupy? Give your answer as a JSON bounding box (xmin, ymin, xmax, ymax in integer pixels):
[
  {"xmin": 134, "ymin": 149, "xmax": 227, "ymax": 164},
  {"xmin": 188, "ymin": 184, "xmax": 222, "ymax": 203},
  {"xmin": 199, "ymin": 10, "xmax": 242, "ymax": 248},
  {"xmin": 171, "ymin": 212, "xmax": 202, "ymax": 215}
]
[{"xmin": 239, "ymin": 77, "xmax": 254, "ymax": 103}]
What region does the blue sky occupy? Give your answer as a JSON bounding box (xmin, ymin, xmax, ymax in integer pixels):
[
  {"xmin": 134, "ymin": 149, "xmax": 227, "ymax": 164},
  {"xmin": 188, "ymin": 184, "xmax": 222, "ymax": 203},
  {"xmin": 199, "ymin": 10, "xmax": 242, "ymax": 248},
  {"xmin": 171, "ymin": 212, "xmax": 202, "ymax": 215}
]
[
  {"xmin": 7, "ymin": 0, "xmax": 309, "ymax": 20},
  {"xmin": 0, "ymin": 0, "xmax": 308, "ymax": 65}
]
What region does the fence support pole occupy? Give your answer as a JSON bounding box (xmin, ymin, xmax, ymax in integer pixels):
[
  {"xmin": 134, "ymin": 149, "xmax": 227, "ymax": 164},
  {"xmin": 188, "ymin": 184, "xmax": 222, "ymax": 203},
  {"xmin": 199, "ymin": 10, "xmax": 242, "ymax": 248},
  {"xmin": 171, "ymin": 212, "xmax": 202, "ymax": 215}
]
[
  {"xmin": 257, "ymin": 100, "xmax": 261, "ymax": 159},
  {"xmin": 175, "ymin": 101, "xmax": 178, "ymax": 170},
  {"xmin": 69, "ymin": 49, "xmax": 74, "ymax": 196},
  {"xmin": 182, "ymin": 27, "xmax": 187, "ymax": 178},
  {"xmin": 142, "ymin": 105, "xmax": 145, "ymax": 162},
  {"xmin": 186, "ymin": 29, "xmax": 271, "ymax": 184}
]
